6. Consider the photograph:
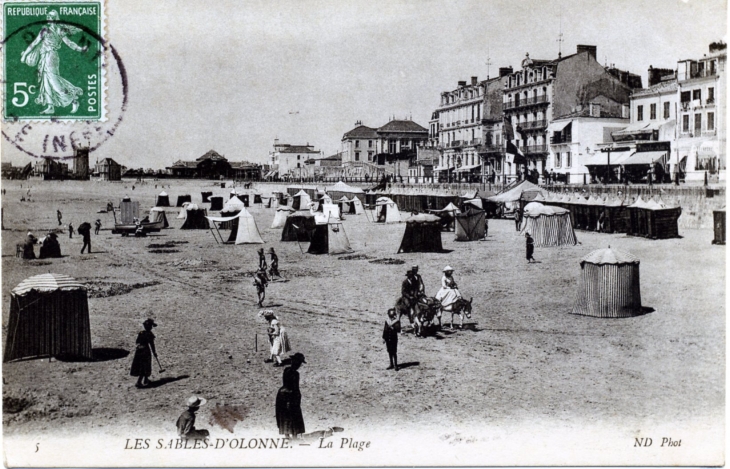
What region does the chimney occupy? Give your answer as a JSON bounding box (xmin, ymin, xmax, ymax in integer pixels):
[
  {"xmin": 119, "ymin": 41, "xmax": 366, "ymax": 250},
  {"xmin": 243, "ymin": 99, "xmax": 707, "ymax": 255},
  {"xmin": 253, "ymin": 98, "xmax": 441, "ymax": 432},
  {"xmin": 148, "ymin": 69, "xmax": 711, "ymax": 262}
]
[
  {"xmin": 577, "ymin": 45, "xmax": 597, "ymax": 59},
  {"xmin": 499, "ymin": 66, "xmax": 513, "ymax": 77},
  {"xmin": 621, "ymin": 104, "xmax": 630, "ymax": 119},
  {"xmin": 647, "ymin": 66, "xmax": 675, "ymax": 87},
  {"xmin": 458, "ymin": 80, "xmax": 467, "ymax": 87},
  {"xmin": 589, "ymin": 103, "xmax": 601, "ymax": 117},
  {"xmin": 471, "ymin": 76, "xmax": 478, "ymax": 86}
]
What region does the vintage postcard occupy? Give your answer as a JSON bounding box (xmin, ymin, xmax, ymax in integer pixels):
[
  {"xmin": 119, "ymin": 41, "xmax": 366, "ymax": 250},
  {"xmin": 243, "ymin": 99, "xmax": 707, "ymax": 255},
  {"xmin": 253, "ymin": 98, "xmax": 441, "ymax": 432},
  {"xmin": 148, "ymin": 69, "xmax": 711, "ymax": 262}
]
[{"xmin": 1, "ymin": 0, "xmax": 726, "ymax": 467}]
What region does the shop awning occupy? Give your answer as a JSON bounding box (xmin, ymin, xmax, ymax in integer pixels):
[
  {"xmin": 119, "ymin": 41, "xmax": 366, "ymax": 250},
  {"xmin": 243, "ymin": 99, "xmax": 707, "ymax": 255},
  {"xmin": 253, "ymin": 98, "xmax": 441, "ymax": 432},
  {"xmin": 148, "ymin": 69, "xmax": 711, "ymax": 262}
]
[
  {"xmin": 699, "ymin": 140, "xmax": 720, "ymax": 157},
  {"xmin": 611, "ymin": 122, "xmax": 651, "ymax": 138},
  {"xmin": 621, "ymin": 151, "xmax": 668, "ymax": 166},
  {"xmin": 456, "ymin": 164, "xmax": 482, "ymax": 173},
  {"xmin": 433, "ymin": 166, "xmax": 455, "ymax": 171},
  {"xmin": 583, "ymin": 150, "xmax": 632, "ymax": 166},
  {"xmin": 547, "ymin": 120, "xmax": 571, "ymax": 133}
]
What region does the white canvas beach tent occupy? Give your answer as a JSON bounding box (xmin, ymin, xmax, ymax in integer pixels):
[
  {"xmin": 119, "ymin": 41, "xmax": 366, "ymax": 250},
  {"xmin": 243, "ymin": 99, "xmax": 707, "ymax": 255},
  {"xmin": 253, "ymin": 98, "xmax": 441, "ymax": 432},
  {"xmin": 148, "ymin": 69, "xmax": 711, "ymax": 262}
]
[
  {"xmin": 348, "ymin": 196, "xmax": 365, "ymax": 214},
  {"xmin": 374, "ymin": 197, "xmax": 402, "ymax": 223},
  {"xmin": 291, "ymin": 190, "xmax": 312, "ymax": 210},
  {"xmin": 223, "ymin": 196, "xmax": 246, "ymax": 212},
  {"xmin": 206, "ymin": 207, "xmax": 264, "ymax": 244},
  {"xmin": 271, "ymin": 206, "xmax": 296, "ymax": 229},
  {"xmin": 177, "ymin": 202, "xmax": 191, "ymax": 219}
]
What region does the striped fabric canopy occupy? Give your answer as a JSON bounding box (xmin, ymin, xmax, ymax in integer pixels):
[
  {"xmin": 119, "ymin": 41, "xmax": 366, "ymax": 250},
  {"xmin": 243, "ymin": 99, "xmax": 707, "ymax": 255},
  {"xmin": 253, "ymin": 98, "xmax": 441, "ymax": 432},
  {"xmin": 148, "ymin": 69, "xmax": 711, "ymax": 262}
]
[
  {"xmin": 12, "ymin": 273, "xmax": 86, "ymax": 296},
  {"xmin": 581, "ymin": 248, "xmax": 639, "ymax": 266}
]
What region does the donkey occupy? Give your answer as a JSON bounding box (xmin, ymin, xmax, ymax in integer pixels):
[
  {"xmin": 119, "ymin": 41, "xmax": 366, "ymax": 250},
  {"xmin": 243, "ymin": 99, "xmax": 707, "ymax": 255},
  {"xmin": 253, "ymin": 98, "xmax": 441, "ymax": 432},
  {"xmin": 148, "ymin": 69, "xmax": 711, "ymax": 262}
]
[{"xmin": 444, "ymin": 297, "xmax": 473, "ymax": 329}]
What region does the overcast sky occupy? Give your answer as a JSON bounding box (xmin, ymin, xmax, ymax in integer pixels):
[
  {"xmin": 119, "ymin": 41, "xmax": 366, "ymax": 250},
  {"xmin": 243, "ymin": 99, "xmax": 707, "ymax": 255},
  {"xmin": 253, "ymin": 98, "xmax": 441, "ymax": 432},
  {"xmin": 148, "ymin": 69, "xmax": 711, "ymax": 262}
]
[{"xmin": 2, "ymin": 0, "xmax": 727, "ymax": 168}]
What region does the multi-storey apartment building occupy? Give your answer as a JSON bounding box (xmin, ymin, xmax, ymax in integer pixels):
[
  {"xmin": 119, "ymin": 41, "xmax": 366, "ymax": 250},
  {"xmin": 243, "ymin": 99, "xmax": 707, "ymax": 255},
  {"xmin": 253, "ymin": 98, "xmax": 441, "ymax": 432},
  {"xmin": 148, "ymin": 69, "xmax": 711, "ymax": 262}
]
[
  {"xmin": 268, "ymin": 142, "xmax": 322, "ymax": 179},
  {"xmin": 504, "ymin": 44, "xmax": 640, "ymax": 181},
  {"xmin": 676, "ymin": 43, "xmax": 726, "ymax": 182}
]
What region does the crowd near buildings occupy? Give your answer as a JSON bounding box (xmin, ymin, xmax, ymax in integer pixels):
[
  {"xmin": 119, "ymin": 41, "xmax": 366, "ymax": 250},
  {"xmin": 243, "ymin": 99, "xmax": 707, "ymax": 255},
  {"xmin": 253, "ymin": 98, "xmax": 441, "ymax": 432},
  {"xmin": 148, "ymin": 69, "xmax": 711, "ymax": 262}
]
[{"xmin": 8, "ymin": 42, "xmax": 725, "ymax": 186}]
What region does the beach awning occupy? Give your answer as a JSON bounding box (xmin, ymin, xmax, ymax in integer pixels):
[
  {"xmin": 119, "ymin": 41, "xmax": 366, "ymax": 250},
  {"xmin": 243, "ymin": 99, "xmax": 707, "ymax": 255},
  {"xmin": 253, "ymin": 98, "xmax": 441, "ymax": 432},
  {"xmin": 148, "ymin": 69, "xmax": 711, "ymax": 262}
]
[
  {"xmin": 547, "ymin": 120, "xmax": 571, "ymax": 133},
  {"xmin": 205, "ymin": 213, "xmax": 242, "ymax": 223},
  {"xmin": 621, "ymin": 151, "xmax": 668, "ymax": 166}
]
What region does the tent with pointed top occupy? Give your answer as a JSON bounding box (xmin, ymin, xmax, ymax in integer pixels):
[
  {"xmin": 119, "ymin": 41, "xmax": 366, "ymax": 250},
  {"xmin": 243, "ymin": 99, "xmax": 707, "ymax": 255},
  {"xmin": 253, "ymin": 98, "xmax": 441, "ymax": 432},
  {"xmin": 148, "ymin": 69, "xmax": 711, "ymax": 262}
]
[
  {"xmin": 148, "ymin": 207, "xmax": 169, "ymax": 228},
  {"xmin": 628, "ymin": 196, "xmax": 681, "ymax": 239},
  {"xmin": 572, "ymin": 248, "xmax": 643, "ymax": 318},
  {"xmin": 155, "ymin": 191, "xmax": 170, "ymax": 207},
  {"xmin": 520, "ymin": 202, "xmax": 577, "ymax": 247},
  {"xmin": 206, "ymin": 208, "xmax": 264, "ymax": 244},
  {"xmin": 291, "ymin": 190, "xmax": 312, "ymax": 211},
  {"xmin": 307, "ymin": 220, "xmax": 352, "ymax": 254},
  {"xmin": 337, "ymin": 196, "xmax": 351, "ymax": 214},
  {"xmin": 271, "ymin": 206, "xmax": 296, "ymax": 229},
  {"xmin": 347, "ymin": 196, "xmax": 365, "ymax": 215},
  {"xmin": 4, "ymin": 274, "xmax": 92, "ymax": 362},
  {"xmin": 430, "ymin": 202, "xmax": 461, "ymax": 231},
  {"xmin": 374, "ymin": 197, "xmax": 402, "ymax": 223},
  {"xmin": 397, "ymin": 213, "xmax": 443, "ymax": 253}
]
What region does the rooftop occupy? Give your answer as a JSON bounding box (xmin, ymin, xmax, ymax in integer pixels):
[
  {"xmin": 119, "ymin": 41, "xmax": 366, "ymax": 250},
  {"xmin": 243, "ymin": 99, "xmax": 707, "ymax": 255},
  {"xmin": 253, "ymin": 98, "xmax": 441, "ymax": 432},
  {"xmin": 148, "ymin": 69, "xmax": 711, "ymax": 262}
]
[
  {"xmin": 377, "ymin": 119, "xmax": 428, "ymax": 133},
  {"xmin": 196, "ymin": 150, "xmax": 227, "ymax": 162},
  {"xmin": 343, "ymin": 125, "xmax": 379, "ymax": 139},
  {"xmin": 631, "ymin": 79, "xmax": 678, "ymax": 98}
]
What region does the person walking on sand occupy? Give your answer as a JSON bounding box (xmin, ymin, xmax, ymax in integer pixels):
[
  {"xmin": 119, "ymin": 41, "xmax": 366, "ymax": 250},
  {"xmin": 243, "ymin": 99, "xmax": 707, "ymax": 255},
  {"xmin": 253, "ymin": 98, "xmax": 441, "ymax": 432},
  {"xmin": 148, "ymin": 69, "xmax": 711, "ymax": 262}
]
[
  {"xmin": 176, "ymin": 396, "xmax": 210, "ymax": 439},
  {"xmin": 78, "ymin": 222, "xmax": 91, "ymax": 254},
  {"xmin": 257, "ymin": 248, "xmax": 268, "ymax": 271},
  {"xmin": 276, "ymin": 353, "xmax": 307, "ymax": 439},
  {"xmin": 57, "ymin": 209, "xmax": 62, "ymax": 226},
  {"xmin": 383, "ymin": 308, "xmax": 401, "ymax": 371},
  {"xmin": 525, "ymin": 232, "xmax": 536, "ymax": 263},
  {"xmin": 268, "ymin": 247, "xmax": 282, "ymax": 280},
  {"xmin": 253, "ymin": 268, "xmax": 268, "ymax": 307},
  {"xmin": 130, "ymin": 319, "xmax": 158, "ymax": 388},
  {"xmin": 260, "ymin": 310, "xmax": 291, "ymax": 367},
  {"xmin": 94, "ymin": 219, "xmax": 102, "ymax": 235},
  {"xmin": 68, "ymin": 222, "xmax": 74, "ymax": 239}
]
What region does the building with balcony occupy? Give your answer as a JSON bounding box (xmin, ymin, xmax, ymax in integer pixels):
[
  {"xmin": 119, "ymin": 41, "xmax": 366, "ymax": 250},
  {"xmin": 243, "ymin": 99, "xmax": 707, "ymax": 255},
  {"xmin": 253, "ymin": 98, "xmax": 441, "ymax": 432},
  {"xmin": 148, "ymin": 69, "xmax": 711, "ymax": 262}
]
[
  {"xmin": 268, "ymin": 142, "xmax": 322, "ymax": 180},
  {"xmin": 504, "ymin": 44, "xmax": 638, "ymax": 181},
  {"xmin": 434, "ymin": 76, "xmax": 488, "ymax": 182},
  {"xmin": 675, "ymin": 43, "xmax": 726, "ymax": 182},
  {"xmin": 341, "ymin": 118, "xmax": 428, "ymax": 178},
  {"xmin": 94, "ymin": 157, "xmax": 122, "ymax": 181},
  {"xmin": 230, "ymin": 161, "xmax": 262, "ymax": 180}
]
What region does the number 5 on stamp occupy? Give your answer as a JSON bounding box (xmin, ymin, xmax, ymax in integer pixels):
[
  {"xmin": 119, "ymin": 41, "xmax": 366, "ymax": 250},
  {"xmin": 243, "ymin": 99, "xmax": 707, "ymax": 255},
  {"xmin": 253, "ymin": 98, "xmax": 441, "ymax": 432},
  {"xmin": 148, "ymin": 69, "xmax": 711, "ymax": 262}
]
[{"xmin": 3, "ymin": 2, "xmax": 104, "ymax": 121}]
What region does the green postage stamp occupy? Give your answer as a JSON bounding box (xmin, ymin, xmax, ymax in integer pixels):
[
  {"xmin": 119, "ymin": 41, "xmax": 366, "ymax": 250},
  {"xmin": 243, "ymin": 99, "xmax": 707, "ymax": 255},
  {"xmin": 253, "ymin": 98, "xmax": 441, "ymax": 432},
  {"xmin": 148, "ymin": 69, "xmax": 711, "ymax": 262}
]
[{"xmin": 3, "ymin": 1, "xmax": 105, "ymax": 121}]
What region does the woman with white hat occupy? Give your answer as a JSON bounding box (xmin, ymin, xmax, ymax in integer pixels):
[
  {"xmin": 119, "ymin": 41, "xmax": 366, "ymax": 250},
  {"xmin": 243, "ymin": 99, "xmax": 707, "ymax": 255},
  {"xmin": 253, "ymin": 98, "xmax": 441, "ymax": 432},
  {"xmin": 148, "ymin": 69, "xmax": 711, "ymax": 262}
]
[{"xmin": 435, "ymin": 266, "xmax": 462, "ymax": 309}]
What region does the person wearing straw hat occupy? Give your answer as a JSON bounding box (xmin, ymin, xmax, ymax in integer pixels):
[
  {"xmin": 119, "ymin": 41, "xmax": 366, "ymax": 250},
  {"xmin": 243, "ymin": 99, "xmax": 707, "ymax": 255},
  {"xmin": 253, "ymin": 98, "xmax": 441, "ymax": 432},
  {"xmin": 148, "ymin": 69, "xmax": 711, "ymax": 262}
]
[
  {"xmin": 435, "ymin": 266, "xmax": 462, "ymax": 309},
  {"xmin": 176, "ymin": 396, "xmax": 209, "ymax": 439},
  {"xmin": 276, "ymin": 353, "xmax": 307, "ymax": 439},
  {"xmin": 130, "ymin": 319, "xmax": 158, "ymax": 388},
  {"xmin": 525, "ymin": 232, "xmax": 536, "ymax": 263}
]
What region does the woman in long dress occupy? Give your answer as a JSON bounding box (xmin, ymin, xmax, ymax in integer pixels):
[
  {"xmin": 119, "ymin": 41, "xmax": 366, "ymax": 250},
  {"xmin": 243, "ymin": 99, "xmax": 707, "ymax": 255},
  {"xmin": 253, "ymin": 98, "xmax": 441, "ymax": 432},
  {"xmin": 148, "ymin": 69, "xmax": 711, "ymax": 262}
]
[
  {"xmin": 130, "ymin": 319, "xmax": 157, "ymax": 388},
  {"xmin": 435, "ymin": 266, "xmax": 462, "ymax": 308},
  {"xmin": 20, "ymin": 10, "xmax": 88, "ymax": 114},
  {"xmin": 260, "ymin": 311, "xmax": 291, "ymax": 367},
  {"xmin": 276, "ymin": 353, "xmax": 306, "ymax": 439}
]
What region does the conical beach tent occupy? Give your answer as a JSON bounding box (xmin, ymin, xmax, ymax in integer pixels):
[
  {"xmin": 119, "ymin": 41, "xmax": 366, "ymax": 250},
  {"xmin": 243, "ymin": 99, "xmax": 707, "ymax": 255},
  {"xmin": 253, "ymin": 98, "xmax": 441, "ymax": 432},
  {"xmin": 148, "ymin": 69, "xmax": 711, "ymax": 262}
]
[
  {"xmin": 291, "ymin": 190, "xmax": 311, "ymax": 210},
  {"xmin": 206, "ymin": 208, "xmax": 264, "ymax": 244},
  {"xmin": 348, "ymin": 196, "xmax": 365, "ymax": 214},
  {"xmin": 398, "ymin": 214, "xmax": 443, "ymax": 253},
  {"xmin": 281, "ymin": 211, "xmax": 316, "ymax": 241},
  {"xmin": 307, "ymin": 221, "xmax": 352, "ymax": 254},
  {"xmin": 155, "ymin": 191, "xmax": 170, "ymax": 207},
  {"xmin": 455, "ymin": 209, "xmax": 486, "ymax": 241},
  {"xmin": 4, "ymin": 274, "xmax": 92, "ymax": 362},
  {"xmin": 572, "ymin": 248, "xmax": 642, "ymax": 318},
  {"xmin": 271, "ymin": 206, "xmax": 296, "ymax": 229},
  {"xmin": 180, "ymin": 206, "xmax": 210, "ymax": 229},
  {"xmin": 520, "ymin": 202, "xmax": 577, "ymax": 247},
  {"xmin": 148, "ymin": 207, "xmax": 169, "ymax": 228}
]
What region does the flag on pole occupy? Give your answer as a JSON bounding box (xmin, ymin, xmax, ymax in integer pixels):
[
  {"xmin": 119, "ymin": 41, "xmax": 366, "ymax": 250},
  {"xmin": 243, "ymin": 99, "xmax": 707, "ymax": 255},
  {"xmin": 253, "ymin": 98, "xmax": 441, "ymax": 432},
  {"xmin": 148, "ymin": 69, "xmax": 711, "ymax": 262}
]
[{"xmin": 506, "ymin": 141, "xmax": 527, "ymax": 165}]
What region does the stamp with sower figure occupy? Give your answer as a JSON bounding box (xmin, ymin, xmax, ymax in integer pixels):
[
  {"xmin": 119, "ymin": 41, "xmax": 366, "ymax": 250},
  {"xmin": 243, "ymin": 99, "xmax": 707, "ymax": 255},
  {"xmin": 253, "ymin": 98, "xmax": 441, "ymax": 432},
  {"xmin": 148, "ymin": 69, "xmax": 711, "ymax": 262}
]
[{"xmin": 3, "ymin": 2, "xmax": 105, "ymax": 121}]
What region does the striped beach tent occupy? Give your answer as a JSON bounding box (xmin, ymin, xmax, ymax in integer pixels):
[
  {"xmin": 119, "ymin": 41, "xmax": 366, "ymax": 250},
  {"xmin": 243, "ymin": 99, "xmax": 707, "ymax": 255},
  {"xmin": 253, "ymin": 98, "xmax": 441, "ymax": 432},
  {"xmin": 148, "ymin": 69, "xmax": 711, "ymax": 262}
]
[
  {"xmin": 572, "ymin": 248, "xmax": 642, "ymax": 318},
  {"xmin": 520, "ymin": 202, "xmax": 577, "ymax": 247},
  {"xmin": 4, "ymin": 274, "xmax": 92, "ymax": 362}
]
